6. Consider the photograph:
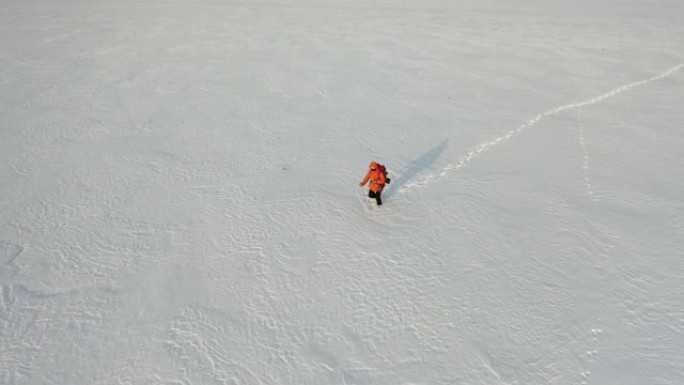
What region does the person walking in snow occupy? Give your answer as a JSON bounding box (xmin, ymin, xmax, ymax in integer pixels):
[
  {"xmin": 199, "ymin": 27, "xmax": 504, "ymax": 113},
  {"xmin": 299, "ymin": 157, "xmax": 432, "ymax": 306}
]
[{"xmin": 360, "ymin": 161, "xmax": 387, "ymax": 206}]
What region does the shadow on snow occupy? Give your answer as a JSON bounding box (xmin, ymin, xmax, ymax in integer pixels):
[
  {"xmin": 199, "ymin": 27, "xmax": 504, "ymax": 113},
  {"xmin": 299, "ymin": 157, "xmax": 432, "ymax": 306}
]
[{"xmin": 384, "ymin": 139, "xmax": 449, "ymax": 199}]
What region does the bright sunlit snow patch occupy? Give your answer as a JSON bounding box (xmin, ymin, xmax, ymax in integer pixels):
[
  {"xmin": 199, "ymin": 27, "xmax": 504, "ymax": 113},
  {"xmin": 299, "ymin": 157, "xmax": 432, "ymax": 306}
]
[{"xmin": 1, "ymin": 1, "xmax": 683, "ymax": 384}]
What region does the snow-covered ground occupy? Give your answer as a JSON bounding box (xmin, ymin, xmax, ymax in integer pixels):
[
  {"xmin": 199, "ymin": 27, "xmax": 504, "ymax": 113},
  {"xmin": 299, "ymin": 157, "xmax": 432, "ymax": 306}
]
[{"xmin": 1, "ymin": 1, "xmax": 683, "ymax": 384}]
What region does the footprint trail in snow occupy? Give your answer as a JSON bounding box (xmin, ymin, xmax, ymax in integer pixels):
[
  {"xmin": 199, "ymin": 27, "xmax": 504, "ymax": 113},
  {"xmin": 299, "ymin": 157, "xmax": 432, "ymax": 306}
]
[{"xmin": 394, "ymin": 63, "xmax": 684, "ymax": 197}]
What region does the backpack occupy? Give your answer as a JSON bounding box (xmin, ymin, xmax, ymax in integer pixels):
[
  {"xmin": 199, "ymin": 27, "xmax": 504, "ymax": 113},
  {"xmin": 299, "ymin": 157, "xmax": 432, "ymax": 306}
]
[{"xmin": 378, "ymin": 164, "xmax": 390, "ymax": 184}]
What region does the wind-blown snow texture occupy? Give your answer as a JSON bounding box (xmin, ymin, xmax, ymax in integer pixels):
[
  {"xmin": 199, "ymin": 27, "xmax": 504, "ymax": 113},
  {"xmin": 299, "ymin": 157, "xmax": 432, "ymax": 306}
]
[{"xmin": 1, "ymin": 0, "xmax": 683, "ymax": 384}]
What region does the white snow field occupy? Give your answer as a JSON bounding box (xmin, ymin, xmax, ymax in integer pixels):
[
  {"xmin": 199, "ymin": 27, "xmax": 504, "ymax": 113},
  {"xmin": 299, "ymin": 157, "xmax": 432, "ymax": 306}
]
[{"xmin": 1, "ymin": 0, "xmax": 683, "ymax": 384}]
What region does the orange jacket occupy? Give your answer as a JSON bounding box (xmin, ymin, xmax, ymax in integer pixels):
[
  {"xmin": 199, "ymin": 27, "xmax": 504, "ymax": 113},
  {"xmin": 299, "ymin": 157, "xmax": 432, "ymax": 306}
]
[{"xmin": 361, "ymin": 164, "xmax": 386, "ymax": 192}]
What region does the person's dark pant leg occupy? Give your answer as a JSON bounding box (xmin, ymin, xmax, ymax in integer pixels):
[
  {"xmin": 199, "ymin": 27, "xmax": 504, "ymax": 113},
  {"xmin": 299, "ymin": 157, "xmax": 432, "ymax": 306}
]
[{"xmin": 368, "ymin": 190, "xmax": 382, "ymax": 205}]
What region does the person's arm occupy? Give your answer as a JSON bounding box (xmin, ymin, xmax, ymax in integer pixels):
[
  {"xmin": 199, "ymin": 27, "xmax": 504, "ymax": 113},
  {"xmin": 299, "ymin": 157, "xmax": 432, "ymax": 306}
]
[{"xmin": 360, "ymin": 170, "xmax": 370, "ymax": 186}]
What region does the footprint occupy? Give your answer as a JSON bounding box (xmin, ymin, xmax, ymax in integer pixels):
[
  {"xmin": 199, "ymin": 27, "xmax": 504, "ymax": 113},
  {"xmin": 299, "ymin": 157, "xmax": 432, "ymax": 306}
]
[
  {"xmin": 590, "ymin": 328, "xmax": 603, "ymax": 341},
  {"xmin": 581, "ymin": 370, "xmax": 592, "ymax": 385}
]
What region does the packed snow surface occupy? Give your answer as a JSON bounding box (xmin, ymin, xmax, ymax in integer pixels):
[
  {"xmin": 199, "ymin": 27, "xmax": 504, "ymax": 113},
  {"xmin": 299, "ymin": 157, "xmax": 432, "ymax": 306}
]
[{"xmin": 1, "ymin": 0, "xmax": 683, "ymax": 384}]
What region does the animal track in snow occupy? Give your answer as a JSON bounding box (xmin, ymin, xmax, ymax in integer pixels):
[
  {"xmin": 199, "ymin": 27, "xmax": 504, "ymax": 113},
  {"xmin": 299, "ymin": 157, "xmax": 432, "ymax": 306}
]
[
  {"xmin": 581, "ymin": 325, "xmax": 605, "ymax": 385},
  {"xmin": 396, "ymin": 63, "xmax": 684, "ymax": 196},
  {"xmin": 575, "ymin": 110, "xmax": 598, "ymax": 201}
]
